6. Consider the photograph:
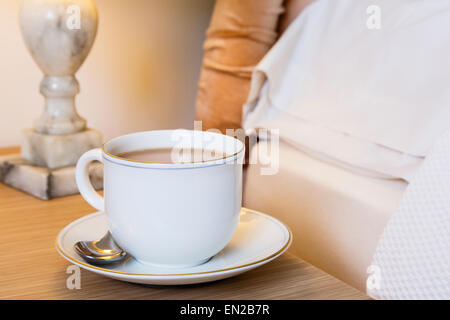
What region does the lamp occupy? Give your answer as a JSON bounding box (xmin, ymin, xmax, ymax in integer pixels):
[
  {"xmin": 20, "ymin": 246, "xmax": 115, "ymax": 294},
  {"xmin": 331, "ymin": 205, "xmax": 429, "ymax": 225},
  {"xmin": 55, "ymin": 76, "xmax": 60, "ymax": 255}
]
[{"xmin": 0, "ymin": 0, "xmax": 103, "ymax": 199}]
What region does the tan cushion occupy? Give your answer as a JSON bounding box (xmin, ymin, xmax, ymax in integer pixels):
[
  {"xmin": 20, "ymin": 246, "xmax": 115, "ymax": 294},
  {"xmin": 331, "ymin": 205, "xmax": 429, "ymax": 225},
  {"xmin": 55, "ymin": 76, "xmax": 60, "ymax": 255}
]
[
  {"xmin": 195, "ymin": 0, "xmax": 284, "ymax": 132},
  {"xmin": 279, "ymin": 0, "xmax": 316, "ymax": 33}
]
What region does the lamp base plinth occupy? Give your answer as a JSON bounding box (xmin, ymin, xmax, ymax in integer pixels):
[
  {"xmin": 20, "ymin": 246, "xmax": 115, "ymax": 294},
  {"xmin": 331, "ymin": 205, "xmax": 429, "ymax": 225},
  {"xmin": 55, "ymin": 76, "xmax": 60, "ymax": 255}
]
[
  {"xmin": 0, "ymin": 153, "xmax": 103, "ymax": 200},
  {"xmin": 21, "ymin": 128, "xmax": 103, "ymax": 169}
]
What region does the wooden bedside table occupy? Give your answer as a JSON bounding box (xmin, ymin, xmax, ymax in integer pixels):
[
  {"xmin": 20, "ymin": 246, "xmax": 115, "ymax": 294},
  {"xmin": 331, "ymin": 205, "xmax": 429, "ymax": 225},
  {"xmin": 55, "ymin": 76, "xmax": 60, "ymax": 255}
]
[{"xmin": 0, "ymin": 147, "xmax": 368, "ymax": 300}]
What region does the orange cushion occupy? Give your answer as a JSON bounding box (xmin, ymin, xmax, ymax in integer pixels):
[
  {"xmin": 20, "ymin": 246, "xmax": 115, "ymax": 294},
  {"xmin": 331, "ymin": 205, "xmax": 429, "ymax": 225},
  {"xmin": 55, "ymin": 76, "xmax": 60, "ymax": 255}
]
[
  {"xmin": 195, "ymin": 0, "xmax": 284, "ymax": 132},
  {"xmin": 279, "ymin": 0, "xmax": 316, "ymax": 33}
]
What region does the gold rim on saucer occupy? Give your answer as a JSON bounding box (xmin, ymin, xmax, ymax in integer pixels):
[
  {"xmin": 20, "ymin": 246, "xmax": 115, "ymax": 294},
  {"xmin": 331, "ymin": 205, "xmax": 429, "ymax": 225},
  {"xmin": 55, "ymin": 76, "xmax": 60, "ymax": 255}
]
[{"xmin": 56, "ymin": 212, "xmax": 292, "ymax": 277}]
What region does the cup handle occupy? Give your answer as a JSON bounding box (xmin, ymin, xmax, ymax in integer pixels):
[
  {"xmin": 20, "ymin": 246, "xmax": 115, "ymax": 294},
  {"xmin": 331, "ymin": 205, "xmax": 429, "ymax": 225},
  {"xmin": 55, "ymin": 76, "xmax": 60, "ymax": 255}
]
[{"xmin": 76, "ymin": 148, "xmax": 105, "ymax": 212}]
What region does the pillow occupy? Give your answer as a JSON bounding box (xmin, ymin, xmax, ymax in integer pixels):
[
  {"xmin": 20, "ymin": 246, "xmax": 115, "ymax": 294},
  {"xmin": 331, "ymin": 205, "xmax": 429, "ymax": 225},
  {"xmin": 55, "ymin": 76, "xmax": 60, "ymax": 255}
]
[
  {"xmin": 243, "ymin": 0, "xmax": 450, "ymax": 181},
  {"xmin": 279, "ymin": 0, "xmax": 317, "ymax": 33},
  {"xmin": 195, "ymin": 0, "xmax": 284, "ymax": 132}
]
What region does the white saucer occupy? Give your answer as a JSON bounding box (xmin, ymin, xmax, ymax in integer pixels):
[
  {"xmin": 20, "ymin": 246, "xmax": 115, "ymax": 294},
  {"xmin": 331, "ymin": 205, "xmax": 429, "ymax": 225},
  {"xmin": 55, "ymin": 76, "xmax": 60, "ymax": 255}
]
[{"xmin": 56, "ymin": 208, "xmax": 292, "ymax": 285}]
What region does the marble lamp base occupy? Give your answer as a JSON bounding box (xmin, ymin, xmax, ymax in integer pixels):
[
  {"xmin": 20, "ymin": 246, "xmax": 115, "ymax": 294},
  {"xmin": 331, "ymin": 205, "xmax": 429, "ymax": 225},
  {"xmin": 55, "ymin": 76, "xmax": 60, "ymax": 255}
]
[
  {"xmin": 0, "ymin": 153, "xmax": 103, "ymax": 200},
  {"xmin": 22, "ymin": 128, "xmax": 103, "ymax": 169}
]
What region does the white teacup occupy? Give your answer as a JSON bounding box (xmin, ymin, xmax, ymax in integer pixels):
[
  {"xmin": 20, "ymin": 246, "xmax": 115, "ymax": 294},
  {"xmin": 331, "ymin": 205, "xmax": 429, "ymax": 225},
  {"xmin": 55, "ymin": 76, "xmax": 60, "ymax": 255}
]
[{"xmin": 76, "ymin": 130, "xmax": 244, "ymax": 267}]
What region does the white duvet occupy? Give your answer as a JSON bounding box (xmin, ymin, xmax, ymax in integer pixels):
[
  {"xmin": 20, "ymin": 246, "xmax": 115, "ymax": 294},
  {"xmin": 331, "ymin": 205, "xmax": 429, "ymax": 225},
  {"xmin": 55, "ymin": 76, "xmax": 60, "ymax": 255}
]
[{"xmin": 243, "ymin": 0, "xmax": 450, "ymax": 181}]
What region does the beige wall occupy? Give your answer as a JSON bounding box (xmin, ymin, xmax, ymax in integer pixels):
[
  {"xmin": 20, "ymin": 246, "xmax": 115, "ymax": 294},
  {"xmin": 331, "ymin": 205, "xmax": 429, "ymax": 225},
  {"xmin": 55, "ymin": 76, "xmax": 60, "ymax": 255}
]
[{"xmin": 0, "ymin": 0, "xmax": 214, "ymax": 147}]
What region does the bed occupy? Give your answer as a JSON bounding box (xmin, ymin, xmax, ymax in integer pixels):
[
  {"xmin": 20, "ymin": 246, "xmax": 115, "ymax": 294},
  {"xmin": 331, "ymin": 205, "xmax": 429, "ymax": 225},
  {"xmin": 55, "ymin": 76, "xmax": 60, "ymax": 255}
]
[
  {"xmin": 244, "ymin": 140, "xmax": 407, "ymax": 291},
  {"xmin": 195, "ymin": 0, "xmax": 450, "ymax": 293}
]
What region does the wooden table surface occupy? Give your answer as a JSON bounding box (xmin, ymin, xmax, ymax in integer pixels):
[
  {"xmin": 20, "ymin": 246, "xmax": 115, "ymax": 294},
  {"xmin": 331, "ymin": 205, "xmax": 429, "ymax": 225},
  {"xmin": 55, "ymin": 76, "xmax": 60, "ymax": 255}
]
[{"xmin": 0, "ymin": 147, "xmax": 368, "ymax": 300}]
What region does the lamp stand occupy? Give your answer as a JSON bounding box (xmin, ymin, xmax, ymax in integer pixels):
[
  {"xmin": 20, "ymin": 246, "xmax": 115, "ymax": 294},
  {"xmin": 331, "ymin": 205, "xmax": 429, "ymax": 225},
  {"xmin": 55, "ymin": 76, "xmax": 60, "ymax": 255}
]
[{"xmin": 0, "ymin": 0, "xmax": 103, "ymax": 200}]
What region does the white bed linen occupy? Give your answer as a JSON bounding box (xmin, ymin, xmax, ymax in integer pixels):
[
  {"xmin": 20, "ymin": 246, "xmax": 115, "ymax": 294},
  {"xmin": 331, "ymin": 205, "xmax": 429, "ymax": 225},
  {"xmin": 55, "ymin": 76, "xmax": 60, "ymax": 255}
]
[
  {"xmin": 370, "ymin": 129, "xmax": 450, "ymax": 299},
  {"xmin": 243, "ymin": 140, "xmax": 407, "ymax": 291},
  {"xmin": 243, "ymin": 0, "xmax": 450, "ymax": 181}
]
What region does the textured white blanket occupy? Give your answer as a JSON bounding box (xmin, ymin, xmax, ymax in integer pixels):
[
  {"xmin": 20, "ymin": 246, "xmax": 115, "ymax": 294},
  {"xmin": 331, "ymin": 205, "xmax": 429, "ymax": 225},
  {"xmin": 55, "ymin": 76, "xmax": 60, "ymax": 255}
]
[{"xmin": 368, "ymin": 130, "xmax": 450, "ymax": 299}]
